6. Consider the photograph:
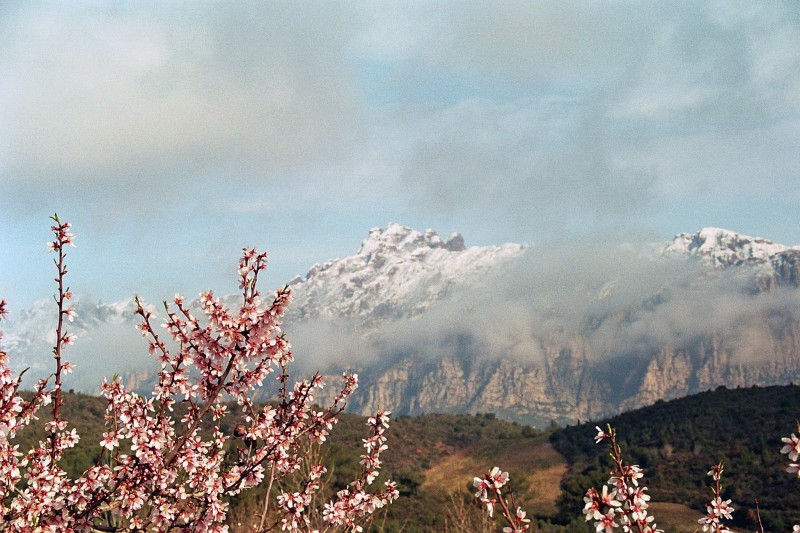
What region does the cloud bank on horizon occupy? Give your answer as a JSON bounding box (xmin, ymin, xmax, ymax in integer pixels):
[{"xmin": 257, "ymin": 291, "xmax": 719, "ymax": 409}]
[
  {"xmin": 10, "ymin": 236, "xmax": 800, "ymax": 393},
  {"xmin": 1, "ymin": 1, "xmax": 799, "ymax": 309}
]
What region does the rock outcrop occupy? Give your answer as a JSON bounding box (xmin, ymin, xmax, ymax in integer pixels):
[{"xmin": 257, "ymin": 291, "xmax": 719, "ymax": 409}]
[{"xmin": 7, "ymin": 224, "xmax": 800, "ymax": 426}]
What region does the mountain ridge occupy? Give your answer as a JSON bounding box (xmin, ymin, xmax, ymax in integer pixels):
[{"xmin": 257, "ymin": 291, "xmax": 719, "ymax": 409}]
[
  {"xmin": 664, "ymin": 226, "xmax": 800, "ymax": 289},
  {"xmin": 284, "ymin": 222, "xmax": 525, "ymax": 324},
  {"xmin": 4, "ymin": 224, "xmax": 800, "ymax": 425}
]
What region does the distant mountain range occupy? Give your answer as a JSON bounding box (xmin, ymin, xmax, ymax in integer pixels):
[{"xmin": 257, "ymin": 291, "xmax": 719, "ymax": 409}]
[{"xmin": 4, "ymin": 224, "xmax": 800, "ymax": 425}]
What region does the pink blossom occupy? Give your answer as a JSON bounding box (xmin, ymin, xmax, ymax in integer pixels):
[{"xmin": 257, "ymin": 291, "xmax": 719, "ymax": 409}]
[
  {"xmin": 473, "ymin": 476, "xmax": 490, "ymax": 500},
  {"xmin": 596, "ymin": 509, "xmax": 618, "ymax": 533},
  {"xmin": 781, "ymin": 433, "xmax": 800, "ymax": 462},
  {"xmin": 0, "ymin": 217, "xmax": 396, "ymax": 530},
  {"xmin": 595, "ymin": 425, "xmax": 611, "ymax": 443},
  {"xmin": 100, "ymin": 430, "xmax": 119, "ymax": 450}
]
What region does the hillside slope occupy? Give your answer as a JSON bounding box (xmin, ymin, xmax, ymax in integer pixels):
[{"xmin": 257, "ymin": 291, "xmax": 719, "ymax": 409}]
[{"xmin": 550, "ymin": 384, "xmax": 800, "ymax": 531}]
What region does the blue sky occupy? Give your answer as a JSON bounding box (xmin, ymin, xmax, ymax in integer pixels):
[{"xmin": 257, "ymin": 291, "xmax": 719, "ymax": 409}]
[{"xmin": 2, "ymin": 1, "xmax": 800, "ymax": 310}]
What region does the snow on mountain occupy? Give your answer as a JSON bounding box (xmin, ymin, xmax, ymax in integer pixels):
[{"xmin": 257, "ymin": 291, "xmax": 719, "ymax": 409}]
[
  {"xmin": 664, "ymin": 227, "xmax": 800, "ymax": 288},
  {"xmin": 4, "ymin": 297, "xmax": 137, "ymax": 360},
  {"xmin": 284, "ymin": 223, "xmax": 526, "ymax": 324},
  {"xmin": 2, "ymin": 296, "xmax": 145, "ymax": 389},
  {"xmin": 1, "ymin": 223, "xmax": 527, "ymax": 387},
  {"xmin": 665, "ymin": 227, "xmax": 797, "ymax": 267},
  {"xmin": 4, "ymin": 223, "xmax": 800, "ymax": 424},
  {"xmin": 5, "ymin": 224, "xmax": 797, "ymax": 362}
]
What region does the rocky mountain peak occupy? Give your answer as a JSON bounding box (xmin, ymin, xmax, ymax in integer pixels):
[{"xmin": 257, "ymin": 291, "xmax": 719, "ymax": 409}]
[
  {"xmin": 7, "ymin": 223, "xmax": 800, "ymax": 425},
  {"xmin": 665, "ymin": 227, "xmax": 795, "ymax": 268},
  {"xmin": 288, "ymin": 223, "xmax": 524, "ymax": 323},
  {"xmin": 357, "ymin": 223, "xmax": 465, "ymax": 257}
]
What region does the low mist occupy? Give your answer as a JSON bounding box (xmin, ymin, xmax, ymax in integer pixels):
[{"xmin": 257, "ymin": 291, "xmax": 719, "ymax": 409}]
[
  {"xmin": 287, "ymin": 238, "xmax": 800, "ymax": 375},
  {"xmin": 8, "ymin": 235, "xmax": 800, "ymax": 394}
]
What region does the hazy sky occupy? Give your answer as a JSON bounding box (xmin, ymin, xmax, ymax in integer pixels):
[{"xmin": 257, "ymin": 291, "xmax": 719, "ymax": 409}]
[{"xmin": 2, "ymin": 1, "xmax": 800, "ymax": 309}]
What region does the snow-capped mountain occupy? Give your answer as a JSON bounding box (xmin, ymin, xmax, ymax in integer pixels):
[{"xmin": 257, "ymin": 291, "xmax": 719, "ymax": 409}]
[
  {"xmin": 285, "ymin": 223, "xmax": 525, "ymax": 324},
  {"xmin": 1, "ymin": 223, "xmax": 526, "ymax": 392},
  {"xmin": 3, "ymin": 224, "xmax": 800, "ymax": 425},
  {"xmin": 4, "ymin": 297, "xmax": 138, "ymax": 368},
  {"xmin": 664, "ymin": 227, "xmax": 800, "ymax": 289},
  {"xmin": 665, "ymin": 227, "xmax": 793, "ymax": 266},
  {"xmin": 2, "ymin": 297, "xmax": 147, "ymax": 391}
]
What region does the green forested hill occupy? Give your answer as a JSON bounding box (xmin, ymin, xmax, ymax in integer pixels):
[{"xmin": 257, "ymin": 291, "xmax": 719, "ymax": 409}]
[
  {"xmin": 550, "ymin": 384, "xmax": 800, "ymax": 531},
  {"xmin": 10, "ymin": 385, "xmax": 800, "ymax": 531},
  {"xmin": 13, "ymin": 392, "xmax": 548, "ymax": 531}
]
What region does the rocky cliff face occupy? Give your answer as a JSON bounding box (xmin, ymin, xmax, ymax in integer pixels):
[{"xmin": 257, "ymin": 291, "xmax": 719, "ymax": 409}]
[
  {"xmin": 7, "ymin": 224, "xmax": 800, "ymax": 426},
  {"xmin": 619, "ymin": 323, "xmax": 800, "ymax": 412},
  {"xmin": 327, "ymin": 323, "xmax": 800, "ymax": 426},
  {"xmin": 312, "ymin": 226, "xmax": 800, "ymax": 425}
]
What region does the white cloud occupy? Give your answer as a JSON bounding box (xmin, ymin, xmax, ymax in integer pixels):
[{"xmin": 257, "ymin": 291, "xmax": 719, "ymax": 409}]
[
  {"xmin": 0, "ymin": 3, "xmax": 366, "ymax": 185},
  {"xmin": 1, "ymin": 1, "xmax": 799, "ymax": 310}
]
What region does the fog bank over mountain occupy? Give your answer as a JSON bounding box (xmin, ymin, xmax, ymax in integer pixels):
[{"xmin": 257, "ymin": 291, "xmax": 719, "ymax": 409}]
[
  {"xmin": 289, "ymin": 226, "xmax": 800, "ymax": 371},
  {"xmin": 4, "ymin": 224, "xmax": 800, "ymax": 423}
]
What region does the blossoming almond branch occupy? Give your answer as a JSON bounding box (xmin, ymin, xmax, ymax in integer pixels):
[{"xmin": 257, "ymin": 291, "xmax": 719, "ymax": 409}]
[{"xmin": 0, "ymin": 216, "xmax": 398, "ymax": 532}]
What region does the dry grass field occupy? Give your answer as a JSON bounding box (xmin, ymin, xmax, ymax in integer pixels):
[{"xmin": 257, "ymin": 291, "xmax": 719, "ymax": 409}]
[{"xmin": 422, "ymin": 435, "xmax": 567, "ymax": 518}]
